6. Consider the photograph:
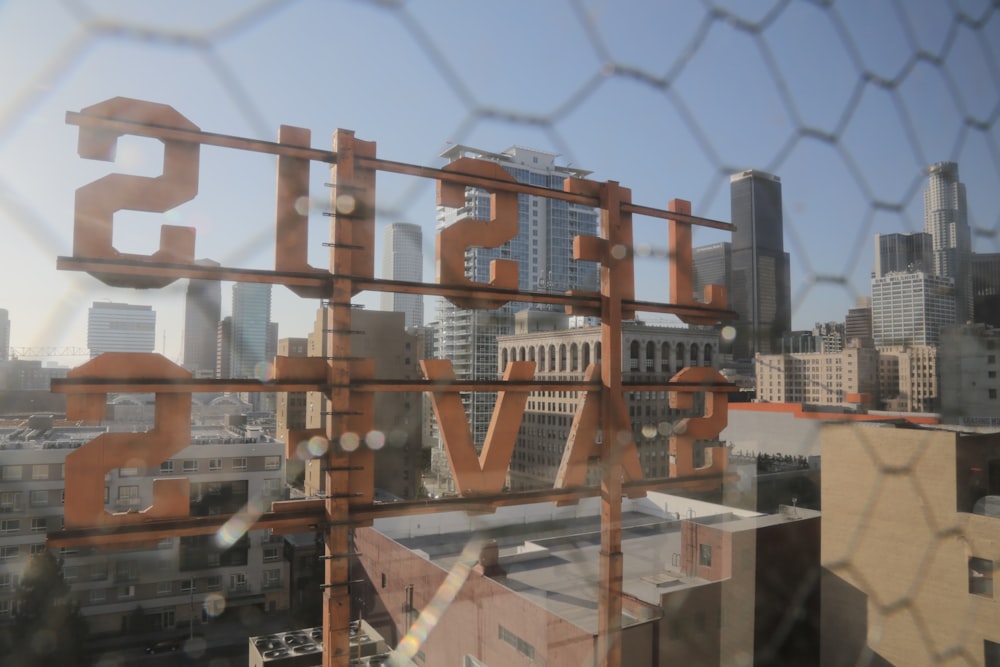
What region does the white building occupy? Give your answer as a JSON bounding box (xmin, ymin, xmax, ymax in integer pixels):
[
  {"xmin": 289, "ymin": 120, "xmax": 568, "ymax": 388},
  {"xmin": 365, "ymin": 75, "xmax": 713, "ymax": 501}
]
[
  {"xmin": 924, "ymin": 161, "xmax": 972, "ymax": 323},
  {"xmin": 87, "ymin": 302, "xmax": 155, "ymax": 358},
  {"xmin": 434, "ymin": 145, "xmax": 599, "ymax": 447},
  {"xmin": 871, "ymin": 270, "xmax": 956, "ymax": 347},
  {"xmin": 380, "ymin": 223, "xmax": 424, "ymax": 329}
]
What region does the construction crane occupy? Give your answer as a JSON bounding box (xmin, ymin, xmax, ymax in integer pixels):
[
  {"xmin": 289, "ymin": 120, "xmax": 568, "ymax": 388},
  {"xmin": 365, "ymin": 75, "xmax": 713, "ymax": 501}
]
[{"xmin": 9, "ymin": 346, "xmax": 90, "ymax": 359}]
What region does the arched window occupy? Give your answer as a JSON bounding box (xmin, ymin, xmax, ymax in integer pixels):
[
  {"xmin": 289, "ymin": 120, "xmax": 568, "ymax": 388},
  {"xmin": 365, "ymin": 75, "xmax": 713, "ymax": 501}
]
[
  {"xmin": 704, "ymin": 344, "xmax": 713, "ymax": 366},
  {"xmin": 529, "ymin": 346, "xmax": 536, "ymax": 362},
  {"xmin": 519, "ymin": 346, "xmax": 526, "ymax": 362},
  {"xmin": 501, "ymin": 348, "xmax": 509, "ymax": 372},
  {"xmin": 661, "ymin": 342, "xmax": 671, "ymax": 372},
  {"xmin": 538, "ymin": 346, "xmax": 546, "ymax": 371},
  {"xmin": 676, "ymin": 343, "xmax": 685, "ymax": 371},
  {"xmin": 582, "ymin": 343, "xmax": 591, "ymax": 370},
  {"xmin": 549, "ymin": 345, "xmax": 557, "ymax": 372},
  {"xmin": 645, "ymin": 341, "xmax": 655, "ymax": 371},
  {"xmin": 570, "ymin": 343, "xmax": 579, "ymax": 372},
  {"xmin": 690, "ymin": 344, "xmax": 698, "ymax": 365},
  {"xmin": 629, "ymin": 340, "xmax": 640, "ymax": 371},
  {"xmin": 595, "ymin": 342, "xmax": 602, "ymax": 364},
  {"xmin": 559, "ymin": 344, "xmax": 568, "ymax": 372}
]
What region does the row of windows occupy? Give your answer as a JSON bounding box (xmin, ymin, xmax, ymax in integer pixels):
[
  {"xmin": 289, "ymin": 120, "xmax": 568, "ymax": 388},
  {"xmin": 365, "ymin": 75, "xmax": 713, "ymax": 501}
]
[{"xmin": 1, "ymin": 464, "xmax": 62, "ymax": 481}]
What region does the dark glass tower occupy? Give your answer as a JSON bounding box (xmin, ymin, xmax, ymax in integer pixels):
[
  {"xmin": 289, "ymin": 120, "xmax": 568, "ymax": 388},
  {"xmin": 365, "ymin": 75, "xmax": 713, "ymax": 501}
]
[
  {"xmin": 182, "ymin": 259, "xmax": 222, "ymax": 375},
  {"xmin": 729, "ymin": 170, "xmax": 791, "ymax": 359}
]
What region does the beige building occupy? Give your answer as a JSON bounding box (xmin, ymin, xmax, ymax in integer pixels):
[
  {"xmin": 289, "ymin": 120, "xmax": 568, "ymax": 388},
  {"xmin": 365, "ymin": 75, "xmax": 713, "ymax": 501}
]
[
  {"xmin": 877, "ymin": 344, "xmax": 937, "ymax": 413},
  {"xmin": 754, "ymin": 345, "xmax": 879, "ymax": 407},
  {"xmin": 821, "ymin": 423, "xmax": 1000, "ymax": 666},
  {"xmin": 303, "ymin": 308, "xmax": 423, "ymax": 500},
  {"xmin": 496, "ymin": 314, "xmax": 720, "ymax": 490}
]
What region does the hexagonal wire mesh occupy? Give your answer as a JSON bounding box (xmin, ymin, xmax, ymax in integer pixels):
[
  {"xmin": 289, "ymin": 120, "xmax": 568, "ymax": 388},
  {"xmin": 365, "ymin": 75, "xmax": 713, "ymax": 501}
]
[{"xmin": 1, "ymin": 0, "xmax": 999, "ymax": 665}]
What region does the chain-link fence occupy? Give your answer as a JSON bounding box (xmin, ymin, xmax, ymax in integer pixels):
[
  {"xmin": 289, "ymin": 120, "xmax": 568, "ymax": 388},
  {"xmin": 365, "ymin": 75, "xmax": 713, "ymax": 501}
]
[{"xmin": 1, "ymin": 1, "xmax": 998, "ymax": 665}]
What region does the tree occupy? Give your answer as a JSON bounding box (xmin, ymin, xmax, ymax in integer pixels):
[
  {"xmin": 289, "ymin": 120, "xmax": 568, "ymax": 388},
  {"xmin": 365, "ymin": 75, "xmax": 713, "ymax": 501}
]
[{"xmin": 6, "ymin": 551, "xmax": 88, "ymax": 667}]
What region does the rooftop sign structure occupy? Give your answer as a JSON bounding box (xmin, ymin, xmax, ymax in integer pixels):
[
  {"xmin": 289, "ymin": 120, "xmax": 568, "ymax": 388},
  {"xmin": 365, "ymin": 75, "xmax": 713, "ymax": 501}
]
[{"xmin": 51, "ymin": 96, "xmax": 736, "ymax": 667}]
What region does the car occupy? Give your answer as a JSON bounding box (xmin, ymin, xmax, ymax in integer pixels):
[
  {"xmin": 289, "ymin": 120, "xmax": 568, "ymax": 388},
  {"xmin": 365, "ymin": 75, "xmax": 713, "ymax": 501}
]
[{"xmin": 145, "ymin": 640, "xmax": 181, "ymax": 654}]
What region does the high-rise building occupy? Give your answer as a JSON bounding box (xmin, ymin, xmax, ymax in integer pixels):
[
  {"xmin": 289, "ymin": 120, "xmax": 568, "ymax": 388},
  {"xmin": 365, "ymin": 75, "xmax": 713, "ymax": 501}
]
[
  {"xmin": 729, "ymin": 170, "xmax": 791, "ymax": 359},
  {"xmin": 0, "ymin": 309, "xmax": 9, "ymax": 362},
  {"xmin": 871, "ymin": 271, "xmax": 956, "ymax": 347},
  {"xmin": 86, "ymin": 302, "xmax": 156, "ymax": 358},
  {"xmin": 434, "ymin": 145, "xmax": 599, "ymax": 446},
  {"xmin": 844, "ymin": 297, "xmax": 874, "ymax": 348},
  {"xmin": 692, "ymin": 242, "xmax": 732, "ymax": 304},
  {"xmin": 924, "ymin": 161, "xmax": 972, "ymax": 323},
  {"xmin": 182, "ymin": 260, "xmax": 222, "ymax": 375},
  {"xmin": 380, "ymin": 223, "xmax": 424, "ymax": 329},
  {"xmin": 216, "ymin": 316, "xmax": 232, "ymax": 379},
  {"xmin": 229, "ymin": 283, "xmax": 272, "ymax": 378},
  {"xmin": 972, "ymin": 252, "xmax": 1000, "ymax": 326},
  {"xmin": 873, "ymin": 232, "xmax": 932, "ymax": 277}
]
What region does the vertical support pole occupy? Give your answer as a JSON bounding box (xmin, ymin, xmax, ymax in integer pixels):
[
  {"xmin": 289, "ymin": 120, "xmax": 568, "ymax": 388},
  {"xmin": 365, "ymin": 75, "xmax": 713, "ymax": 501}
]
[{"xmin": 597, "ymin": 181, "xmax": 628, "ymax": 667}]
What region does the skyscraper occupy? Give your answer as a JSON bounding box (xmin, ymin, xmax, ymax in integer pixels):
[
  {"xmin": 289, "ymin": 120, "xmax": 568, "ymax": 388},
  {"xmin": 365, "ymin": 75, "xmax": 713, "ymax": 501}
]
[
  {"xmin": 229, "ymin": 283, "xmax": 272, "ymax": 378},
  {"xmin": 0, "ymin": 309, "xmax": 9, "ymax": 362},
  {"xmin": 924, "ymin": 161, "xmax": 972, "ymax": 323},
  {"xmin": 874, "ymin": 232, "xmax": 932, "ymax": 277},
  {"xmin": 87, "ymin": 302, "xmax": 156, "ymax": 357},
  {"xmin": 182, "ymin": 260, "xmax": 222, "ymax": 375},
  {"xmin": 871, "ymin": 271, "xmax": 956, "ymax": 347},
  {"xmin": 434, "ymin": 145, "xmax": 599, "ymax": 446},
  {"xmin": 381, "ymin": 223, "xmax": 424, "ymax": 329},
  {"xmin": 972, "ymin": 252, "xmax": 1000, "ymax": 326},
  {"xmin": 692, "ymin": 242, "xmax": 732, "ymax": 302},
  {"xmin": 729, "ymin": 170, "xmax": 791, "ymax": 359}
]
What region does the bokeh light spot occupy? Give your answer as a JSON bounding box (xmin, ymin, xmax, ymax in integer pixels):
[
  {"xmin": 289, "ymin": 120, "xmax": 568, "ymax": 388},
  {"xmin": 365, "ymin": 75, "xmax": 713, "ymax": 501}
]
[
  {"xmin": 336, "ymin": 194, "xmax": 356, "ymax": 214},
  {"xmin": 366, "ymin": 430, "xmax": 386, "ymax": 450},
  {"xmin": 340, "ymin": 432, "xmax": 361, "ymax": 452}
]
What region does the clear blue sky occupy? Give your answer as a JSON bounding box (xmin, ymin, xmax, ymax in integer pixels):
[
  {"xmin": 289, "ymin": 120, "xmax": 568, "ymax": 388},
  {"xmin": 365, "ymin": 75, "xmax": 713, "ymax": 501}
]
[{"xmin": 1, "ymin": 0, "xmax": 998, "ymax": 365}]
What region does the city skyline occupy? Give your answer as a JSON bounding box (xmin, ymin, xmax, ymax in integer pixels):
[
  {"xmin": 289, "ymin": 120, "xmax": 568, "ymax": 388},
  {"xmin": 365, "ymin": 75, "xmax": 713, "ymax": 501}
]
[{"xmin": 1, "ymin": 2, "xmax": 997, "ymax": 367}]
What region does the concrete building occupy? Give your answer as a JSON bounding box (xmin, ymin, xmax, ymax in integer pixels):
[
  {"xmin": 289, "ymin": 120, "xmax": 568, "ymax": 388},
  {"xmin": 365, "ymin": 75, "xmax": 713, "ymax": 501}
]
[
  {"xmin": 433, "ymin": 144, "xmax": 599, "ymax": 450},
  {"xmin": 275, "ymin": 337, "xmax": 309, "ymax": 446},
  {"xmin": 844, "ymin": 297, "xmax": 874, "ymax": 349},
  {"xmin": 729, "ymin": 170, "xmax": 791, "ymax": 359},
  {"xmin": 939, "ymin": 323, "xmax": 1000, "ymax": 426},
  {"xmin": 973, "ymin": 252, "xmax": 1000, "ymax": 326},
  {"xmin": 303, "ymin": 308, "xmax": 423, "ymax": 500},
  {"xmin": 873, "ymin": 232, "xmax": 932, "ymax": 278},
  {"xmin": 821, "ymin": 423, "xmax": 1000, "ymax": 666},
  {"xmin": 354, "ymin": 492, "xmax": 819, "ymax": 666},
  {"xmin": 380, "ymin": 222, "xmax": 424, "ymax": 329},
  {"xmin": 692, "ymin": 242, "xmax": 732, "ymax": 304},
  {"xmin": 86, "ymin": 302, "xmax": 155, "ymax": 358},
  {"xmin": 781, "ymin": 322, "xmax": 845, "ymax": 354},
  {"xmin": 871, "ymin": 270, "xmax": 956, "ymax": 347},
  {"xmin": 924, "ymin": 161, "xmax": 973, "ymax": 324},
  {"xmin": 0, "ymin": 309, "xmax": 9, "ymax": 362},
  {"xmin": 182, "ymin": 260, "xmax": 222, "ymax": 375},
  {"xmin": 754, "ymin": 346, "xmax": 879, "ymax": 408},
  {"xmin": 0, "ymin": 417, "xmax": 290, "ymax": 635},
  {"xmin": 877, "ymin": 344, "xmax": 938, "ymax": 413},
  {"xmin": 216, "ymin": 316, "xmax": 232, "ymax": 379},
  {"xmin": 494, "ymin": 313, "xmax": 720, "ymax": 490}
]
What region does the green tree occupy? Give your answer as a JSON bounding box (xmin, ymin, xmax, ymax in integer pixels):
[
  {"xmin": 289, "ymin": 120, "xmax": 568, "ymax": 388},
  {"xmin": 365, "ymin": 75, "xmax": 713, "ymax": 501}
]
[{"xmin": 6, "ymin": 551, "xmax": 88, "ymax": 667}]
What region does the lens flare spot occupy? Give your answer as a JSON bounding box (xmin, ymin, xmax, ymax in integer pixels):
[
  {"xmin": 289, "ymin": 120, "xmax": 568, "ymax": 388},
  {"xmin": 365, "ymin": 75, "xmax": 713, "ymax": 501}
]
[
  {"xmin": 641, "ymin": 424, "xmax": 658, "ymax": 439},
  {"xmin": 658, "ymin": 421, "xmax": 675, "ymax": 437},
  {"xmin": 635, "ymin": 243, "xmax": 652, "ymax": 258},
  {"xmin": 336, "ymin": 194, "xmax": 356, "ymax": 214},
  {"xmin": 721, "ymin": 326, "xmax": 737, "ymax": 342},
  {"xmin": 610, "ymin": 243, "xmax": 628, "ymax": 260},
  {"xmin": 340, "ymin": 432, "xmax": 361, "ymax": 452},
  {"xmin": 254, "ymin": 361, "xmax": 274, "ymax": 382},
  {"xmin": 294, "ymin": 196, "xmax": 311, "ymax": 216},
  {"xmin": 674, "ymin": 422, "xmax": 688, "ymax": 436},
  {"xmin": 203, "ymin": 592, "xmax": 227, "ymax": 618},
  {"xmin": 365, "ymin": 430, "xmax": 386, "ymax": 450},
  {"xmin": 307, "ymin": 436, "xmax": 329, "ymax": 457}
]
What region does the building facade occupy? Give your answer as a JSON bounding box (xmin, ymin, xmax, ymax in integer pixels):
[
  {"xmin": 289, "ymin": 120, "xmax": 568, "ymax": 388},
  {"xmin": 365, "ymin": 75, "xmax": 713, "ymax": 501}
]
[
  {"xmin": 433, "ymin": 145, "xmax": 599, "ymax": 448},
  {"xmin": 230, "ymin": 283, "xmax": 273, "ymax": 379},
  {"xmin": 729, "ymin": 170, "xmax": 791, "ymax": 359},
  {"xmin": 822, "ymin": 424, "xmax": 1000, "ymax": 666},
  {"xmin": 844, "ymin": 297, "xmax": 874, "ymax": 348},
  {"xmin": 380, "ymin": 223, "xmax": 424, "ymax": 329},
  {"xmin": 754, "ymin": 346, "xmax": 879, "ymax": 407},
  {"xmin": 877, "ymin": 345, "xmax": 938, "ymax": 413},
  {"xmin": 182, "ymin": 260, "xmax": 222, "ymax": 376},
  {"xmin": 924, "ymin": 161, "xmax": 973, "ymax": 323},
  {"xmin": 496, "ymin": 314, "xmax": 721, "ymax": 490},
  {"xmin": 973, "ymin": 252, "xmax": 1000, "ymax": 326},
  {"xmin": 871, "ymin": 270, "xmax": 956, "ymax": 347},
  {"xmin": 0, "ymin": 418, "xmax": 289, "ymax": 635},
  {"xmin": 86, "ymin": 302, "xmax": 156, "ymax": 358},
  {"xmin": 939, "ymin": 323, "xmax": 1000, "ymax": 425},
  {"xmin": 873, "ymin": 232, "xmax": 932, "ymax": 278},
  {"xmin": 0, "ymin": 309, "xmax": 9, "ymax": 362}
]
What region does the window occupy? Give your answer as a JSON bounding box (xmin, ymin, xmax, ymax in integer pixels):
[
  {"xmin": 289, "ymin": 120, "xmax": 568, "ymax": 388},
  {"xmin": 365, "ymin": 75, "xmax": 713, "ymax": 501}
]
[
  {"xmin": 0, "ymin": 601, "xmax": 12, "ymax": 617},
  {"xmin": 0, "ymin": 519, "xmax": 20, "ymax": 534},
  {"xmin": 0, "ymin": 546, "xmax": 20, "ymax": 562},
  {"xmin": 183, "ymin": 460, "xmax": 198, "ymax": 473},
  {"xmin": 263, "ymin": 546, "xmax": 281, "ymax": 563},
  {"xmin": 498, "ymin": 625, "xmax": 535, "ymax": 660},
  {"xmin": 233, "ymin": 457, "xmax": 247, "ymax": 471},
  {"xmin": 157, "ymin": 581, "xmax": 172, "ymax": 596},
  {"xmin": 0, "ymin": 573, "xmax": 17, "ymax": 590},
  {"xmin": 262, "ymin": 568, "xmax": 281, "ymax": 589},
  {"xmin": 262, "ymin": 479, "xmax": 282, "ymax": 497},
  {"xmin": 32, "ymin": 465, "xmax": 48, "ymax": 480},
  {"xmin": 990, "ymin": 355, "xmax": 997, "ymax": 365},
  {"xmin": 2, "ymin": 466, "xmax": 21, "ymax": 481},
  {"xmin": 264, "ymin": 456, "xmax": 281, "ymax": 471},
  {"xmin": 30, "ymin": 544, "xmax": 46, "ymax": 555},
  {"xmin": 159, "ymin": 461, "xmax": 174, "ymax": 474},
  {"xmin": 206, "ymin": 575, "xmax": 222, "ymax": 591},
  {"xmin": 117, "ymin": 486, "xmax": 140, "ymax": 508},
  {"xmin": 230, "ymin": 573, "xmax": 248, "ymax": 592},
  {"xmin": 0, "ymin": 492, "xmax": 21, "ymax": 512},
  {"xmin": 118, "ymin": 585, "xmax": 135, "ymax": 600},
  {"xmin": 31, "ymin": 518, "xmax": 46, "ymax": 532},
  {"xmin": 970, "ymin": 557, "xmax": 994, "ymax": 597},
  {"xmin": 992, "ymin": 389, "xmax": 998, "ymax": 400},
  {"xmin": 208, "ymin": 459, "xmax": 222, "ymax": 472},
  {"xmin": 180, "ymin": 579, "xmax": 195, "ymax": 593},
  {"xmin": 118, "ymin": 467, "xmax": 138, "ymax": 477},
  {"xmin": 699, "ymin": 543, "xmax": 713, "ymax": 567},
  {"xmin": 89, "ymin": 589, "xmax": 106, "ymax": 603}
]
